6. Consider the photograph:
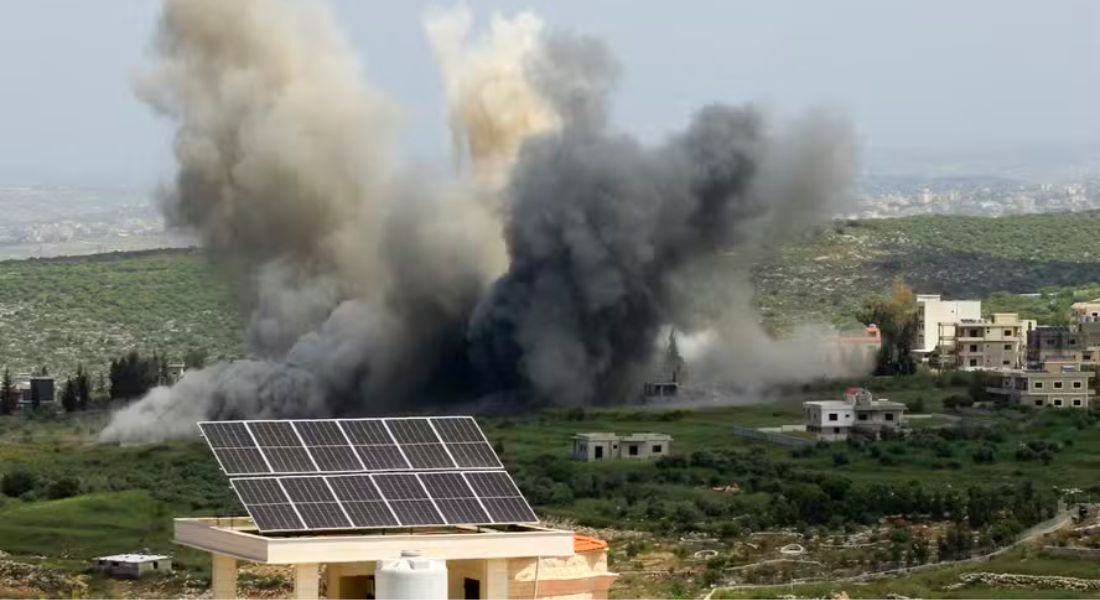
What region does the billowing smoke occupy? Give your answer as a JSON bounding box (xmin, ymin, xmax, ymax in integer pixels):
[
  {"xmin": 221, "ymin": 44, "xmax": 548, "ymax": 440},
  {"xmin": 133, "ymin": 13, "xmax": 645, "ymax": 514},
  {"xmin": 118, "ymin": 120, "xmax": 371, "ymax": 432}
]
[{"xmin": 101, "ymin": 0, "xmax": 860, "ymax": 444}]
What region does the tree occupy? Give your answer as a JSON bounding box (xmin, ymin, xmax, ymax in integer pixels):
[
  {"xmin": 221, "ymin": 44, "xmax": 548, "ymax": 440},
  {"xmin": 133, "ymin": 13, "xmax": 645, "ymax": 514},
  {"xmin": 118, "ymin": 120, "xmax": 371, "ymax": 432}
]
[
  {"xmin": 60, "ymin": 377, "xmax": 78, "ymax": 413},
  {"xmin": 29, "ymin": 378, "xmax": 40, "ymax": 412},
  {"xmin": 109, "ymin": 351, "xmax": 161, "ymax": 400},
  {"xmin": 1, "ymin": 470, "xmax": 37, "ymax": 497},
  {"xmin": 0, "ymin": 368, "xmax": 16, "ymax": 415},
  {"xmin": 75, "ymin": 365, "xmax": 91, "ymax": 411},
  {"xmin": 184, "ymin": 347, "xmax": 208, "ymax": 370},
  {"xmin": 857, "ymin": 279, "xmax": 919, "ymax": 376}
]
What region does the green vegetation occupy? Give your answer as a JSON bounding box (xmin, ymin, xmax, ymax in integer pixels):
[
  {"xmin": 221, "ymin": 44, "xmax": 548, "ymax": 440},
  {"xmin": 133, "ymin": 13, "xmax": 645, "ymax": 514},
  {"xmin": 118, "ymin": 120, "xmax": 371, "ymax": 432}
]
[
  {"xmin": 754, "ymin": 213, "xmax": 1100, "ymax": 329},
  {"xmin": 0, "ymin": 249, "xmax": 243, "ymax": 379}
]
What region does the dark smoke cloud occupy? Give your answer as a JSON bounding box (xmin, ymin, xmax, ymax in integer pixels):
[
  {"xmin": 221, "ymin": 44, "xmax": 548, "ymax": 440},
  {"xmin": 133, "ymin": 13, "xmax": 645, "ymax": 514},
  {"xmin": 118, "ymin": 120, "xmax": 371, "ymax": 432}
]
[{"xmin": 102, "ymin": 0, "xmax": 857, "ymax": 443}]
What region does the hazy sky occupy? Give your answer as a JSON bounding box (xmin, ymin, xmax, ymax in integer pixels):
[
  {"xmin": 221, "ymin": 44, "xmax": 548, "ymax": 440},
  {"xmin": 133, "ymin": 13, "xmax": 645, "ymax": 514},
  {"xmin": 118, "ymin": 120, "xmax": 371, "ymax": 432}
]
[{"xmin": 1, "ymin": 0, "xmax": 1098, "ymax": 186}]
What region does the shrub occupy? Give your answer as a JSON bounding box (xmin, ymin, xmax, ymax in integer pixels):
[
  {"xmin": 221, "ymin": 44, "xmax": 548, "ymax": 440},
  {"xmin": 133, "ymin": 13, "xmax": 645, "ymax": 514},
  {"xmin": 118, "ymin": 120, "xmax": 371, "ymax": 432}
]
[
  {"xmin": 1, "ymin": 469, "xmax": 37, "ymax": 497},
  {"xmin": 832, "ymin": 452, "xmax": 850, "ymax": 467},
  {"xmin": 46, "ymin": 477, "xmax": 81, "ymax": 500}
]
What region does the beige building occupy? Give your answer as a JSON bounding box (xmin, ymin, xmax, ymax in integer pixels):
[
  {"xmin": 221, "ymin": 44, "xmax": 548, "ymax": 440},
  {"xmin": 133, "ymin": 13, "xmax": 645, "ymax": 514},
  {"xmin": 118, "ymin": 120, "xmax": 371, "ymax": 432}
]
[
  {"xmin": 915, "ymin": 294, "xmax": 982, "ymax": 360},
  {"xmin": 572, "ymin": 432, "xmax": 671, "ymax": 461},
  {"xmin": 985, "ymin": 361, "xmax": 1093, "ymax": 409},
  {"xmin": 175, "ymin": 518, "xmax": 616, "ymax": 599},
  {"xmin": 942, "ymin": 313, "xmax": 1035, "ymax": 370}
]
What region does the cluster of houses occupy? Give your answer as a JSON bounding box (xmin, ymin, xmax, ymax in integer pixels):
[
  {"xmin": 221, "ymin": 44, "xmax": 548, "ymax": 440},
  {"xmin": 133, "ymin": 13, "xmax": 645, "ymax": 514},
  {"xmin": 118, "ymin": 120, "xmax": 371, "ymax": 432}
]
[{"xmin": 914, "ymin": 294, "xmax": 1095, "ymax": 409}]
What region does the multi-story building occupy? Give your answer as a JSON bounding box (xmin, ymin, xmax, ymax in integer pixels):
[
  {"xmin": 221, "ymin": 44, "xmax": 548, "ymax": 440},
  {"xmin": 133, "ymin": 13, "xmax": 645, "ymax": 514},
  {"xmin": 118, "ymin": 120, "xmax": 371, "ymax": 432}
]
[
  {"xmin": 1028, "ymin": 326, "xmax": 1087, "ymax": 365},
  {"xmin": 944, "ymin": 312, "xmax": 1035, "ymax": 370},
  {"xmin": 914, "ymin": 294, "xmax": 981, "ymax": 361},
  {"xmin": 985, "ymin": 360, "xmax": 1093, "ymax": 409},
  {"xmin": 804, "ymin": 388, "xmax": 906, "ymax": 441},
  {"xmin": 1026, "ymin": 300, "xmax": 1100, "ymax": 367}
]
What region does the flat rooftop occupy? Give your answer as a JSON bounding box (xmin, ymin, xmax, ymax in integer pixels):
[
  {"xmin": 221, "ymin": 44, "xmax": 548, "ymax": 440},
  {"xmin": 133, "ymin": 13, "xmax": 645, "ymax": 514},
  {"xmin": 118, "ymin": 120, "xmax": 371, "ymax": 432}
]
[{"xmin": 175, "ymin": 517, "xmax": 575, "ymax": 564}]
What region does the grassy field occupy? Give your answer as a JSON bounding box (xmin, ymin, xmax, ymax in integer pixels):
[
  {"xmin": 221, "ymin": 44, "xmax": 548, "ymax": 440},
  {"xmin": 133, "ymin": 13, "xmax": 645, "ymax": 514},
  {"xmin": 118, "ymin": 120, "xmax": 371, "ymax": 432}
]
[{"xmin": 0, "ymin": 248, "xmax": 243, "ymax": 379}]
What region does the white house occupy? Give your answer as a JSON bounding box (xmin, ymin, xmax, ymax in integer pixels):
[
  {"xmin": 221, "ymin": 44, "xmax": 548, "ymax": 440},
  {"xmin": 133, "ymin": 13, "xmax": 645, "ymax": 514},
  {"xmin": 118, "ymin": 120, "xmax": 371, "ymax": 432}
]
[
  {"xmin": 94, "ymin": 554, "xmax": 172, "ymax": 578},
  {"xmin": 804, "ymin": 388, "xmax": 906, "ymax": 441}
]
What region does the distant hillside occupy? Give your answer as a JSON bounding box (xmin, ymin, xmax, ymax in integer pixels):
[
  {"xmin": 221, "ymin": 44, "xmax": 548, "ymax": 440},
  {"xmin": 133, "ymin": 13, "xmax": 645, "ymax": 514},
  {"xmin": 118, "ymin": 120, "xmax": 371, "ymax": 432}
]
[
  {"xmin": 2, "ymin": 212, "xmax": 1099, "ymax": 377},
  {"xmin": 753, "ymin": 212, "xmax": 1100, "ymax": 328},
  {"xmin": 0, "ymin": 249, "xmax": 243, "ymax": 378}
]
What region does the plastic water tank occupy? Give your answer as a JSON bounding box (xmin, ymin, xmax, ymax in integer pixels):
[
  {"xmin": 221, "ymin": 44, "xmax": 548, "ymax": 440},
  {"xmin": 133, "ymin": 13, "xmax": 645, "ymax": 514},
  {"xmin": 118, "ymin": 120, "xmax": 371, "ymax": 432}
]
[{"xmin": 375, "ymin": 551, "xmax": 448, "ymax": 600}]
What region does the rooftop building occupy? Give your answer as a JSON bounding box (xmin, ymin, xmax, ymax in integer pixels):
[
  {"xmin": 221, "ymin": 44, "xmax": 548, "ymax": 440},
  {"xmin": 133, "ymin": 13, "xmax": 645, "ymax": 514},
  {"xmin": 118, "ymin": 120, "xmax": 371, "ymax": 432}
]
[
  {"xmin": 914, "ymin": 294, "xmax": 981, "ymax": 358},
  {"xmin": 985, "ymin": 361, "xmax": 1094, "ymax": 409}
]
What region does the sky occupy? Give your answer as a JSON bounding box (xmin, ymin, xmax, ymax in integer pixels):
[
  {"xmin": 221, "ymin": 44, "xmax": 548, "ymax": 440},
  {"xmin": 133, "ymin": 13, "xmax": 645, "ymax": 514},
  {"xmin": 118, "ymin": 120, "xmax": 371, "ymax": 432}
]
[{"xmin": 0, "ymin": 0, "xmax": 1098, "ymax": 186}]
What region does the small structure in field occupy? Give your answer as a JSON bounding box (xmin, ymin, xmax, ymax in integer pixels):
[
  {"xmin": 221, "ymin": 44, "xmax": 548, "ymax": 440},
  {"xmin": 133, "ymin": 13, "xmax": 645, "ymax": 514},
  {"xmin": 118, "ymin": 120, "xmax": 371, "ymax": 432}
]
[
  {"xmin": 572, "ymin": 432, "xmax": 672, "ymax": 461},
  {"xmin": 93, "ymin": 554, "xmax": 172, "ymax": 578}
]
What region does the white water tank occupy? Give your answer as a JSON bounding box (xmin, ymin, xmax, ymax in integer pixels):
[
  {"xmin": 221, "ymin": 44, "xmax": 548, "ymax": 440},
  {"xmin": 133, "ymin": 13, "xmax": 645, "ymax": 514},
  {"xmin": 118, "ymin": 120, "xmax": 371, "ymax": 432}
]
[{"xmin": 375, "ymin": 550, "xmax": 448, "ymax": 600}]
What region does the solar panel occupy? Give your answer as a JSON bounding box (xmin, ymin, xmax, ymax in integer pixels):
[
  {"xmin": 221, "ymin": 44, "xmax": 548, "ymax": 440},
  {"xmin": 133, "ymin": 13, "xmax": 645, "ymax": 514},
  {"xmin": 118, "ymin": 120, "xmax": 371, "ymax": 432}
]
[
  {"xmin": 430, "ymin": 417, "xmax": 503, "ymax": 469},
  {"xmin": 201, "ymin": 417, "xmax": 503, "ymax": 475},
  {"xmin": 327, "ymin": 474, "xmax": 400, "ymax": 528},
  {"xmin": 373, "ymin": 473, "xmax": 446, "ymax": 526},
  {"xmin": 339, "ymin": 420, "xmax": 411, "ymax": 471},
  {"xmin": 385, "ymin": 418, "xmax": 455, "ymax": 470},
  {"xmin": 230, "ymin": 471, "xmax": 537, "ymax": 532},
  {"xmin": 205, "ymin": 417, "xmax": 538, "ymax": 533},
  {"xmin": 198, "ymin": 422, "xmax": 271, "ymax": 475},
  {"xmin": 230, "ymin": 478, "xmax": 304, "ymax": 531},
  {"xmin": 280, "ymin": 477, "xmax": 351, "ymax": 529},
  {"xmin": 293, "ymin": 421, "xmax": 364, "ymax": 472},
  {"xmin": 463, "ymin": 471, "xmax": 539, "ymax": 523},
  {"xmin": 419, "ymin": 472, "xmax": 490, "ymax": 524},
  {"xmin": 247, "ymin": 421, "xmax": 318, "ymax": 473}
]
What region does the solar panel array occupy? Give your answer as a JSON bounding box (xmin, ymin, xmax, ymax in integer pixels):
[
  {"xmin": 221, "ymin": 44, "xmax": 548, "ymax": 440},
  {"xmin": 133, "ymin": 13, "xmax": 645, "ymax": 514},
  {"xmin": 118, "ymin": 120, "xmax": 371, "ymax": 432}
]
[
  {"xmin": 199, "ymin": 417, "xmax": 502, "ymax": 476},
  {"xmin": 230, "ymin": 471, "xmax": 537, "ymax": 532},
  {"xmin": 199, "ymin": 416, "xmax": 537, "ymax": 533}
]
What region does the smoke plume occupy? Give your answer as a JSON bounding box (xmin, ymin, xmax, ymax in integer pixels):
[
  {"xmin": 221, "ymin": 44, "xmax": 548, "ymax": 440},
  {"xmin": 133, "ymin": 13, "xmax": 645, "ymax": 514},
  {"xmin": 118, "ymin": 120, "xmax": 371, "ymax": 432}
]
[{"xmin": 102, "ymin": 0, "xmax": 859, "ymax": 444}]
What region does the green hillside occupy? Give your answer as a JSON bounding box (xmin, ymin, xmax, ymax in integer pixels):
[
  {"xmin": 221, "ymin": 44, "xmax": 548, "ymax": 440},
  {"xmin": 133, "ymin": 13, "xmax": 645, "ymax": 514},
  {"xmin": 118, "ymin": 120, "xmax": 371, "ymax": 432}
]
[
  {"xmin": 0, "ymin": 249, "xmax": 243, "ymax": 378},
  {"xmin": 754, "ymin": 212, "xmax": 1100, "ymax": 328}
]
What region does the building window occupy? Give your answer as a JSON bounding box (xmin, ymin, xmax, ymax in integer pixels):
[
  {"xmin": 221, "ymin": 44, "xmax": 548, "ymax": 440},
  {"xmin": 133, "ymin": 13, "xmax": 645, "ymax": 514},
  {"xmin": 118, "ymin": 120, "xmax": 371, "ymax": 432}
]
[
  {"xmin": 1035, "ymin": 400, "xmax": 1044, "ymax": 406},
  {"xmin": 828, "ymin": 413, "xmax": 838, "ymax": 422},
  {"xmin": 833, "ymin": 427, "xmax": 841, "ymax": 434},
  {"xmin": 1054, "ymin": 399, "xmax": 1064, "ymax": 407},
  {"xmin": 969, "ymin": 359, "xmax": 978, "ymax": 367},
  {"xmin": 858, "ymin": 413, "xmax": 868, "ymax": 421},
  {"xmin": 1073, "ymin": 399, "xmax": 1083, "ymax": 407},
  {"xmin": 1003, "ymin": 344, "xmax": 1012, "ymax": 351},
  {"xmin": 628, "ymin": 445, "xmax": 639, "ymax": 456},
  {"xmin": 1069, "ymin": 339, "xmax": 1077, "ymax": 346},
  {"xmin": 1073, "ymin": 381, "xmax": 1083, "ymax": 389},
  {"xmin": 152, "ymin": 562, "xmax": 159, "ymax": 569},
  {"xmin": 1004, "ymin": 329, "xmax": 1013, "ymax": 337},
  {"xmin": 594, "ymin": 446, "xmax": 603, "ymax": 459},
  {"xmin": 969, "ymin": 344, "xmax": 978, "ymax": 352},
  {"xmin": 885, "ymin": 413, "xmax": 894, "ymax": 421},
  {"xmin": 970, "ymin": 329, "xmax": 980, "ymax": 337},
  {"xmin": 1054, "ymin": 381, "xmax": 1063, "ymax": 389},
  {"xmin": 1003, "ymin": 360, "xmax": 1011, "ymax": 366},
  {"xmin": 1034, "ymin": 381, "xmax": 1043, "ymax": 389},
  {"xmin": 652, "ymin": 444, "xmax": 662, "ymax": 454}
]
